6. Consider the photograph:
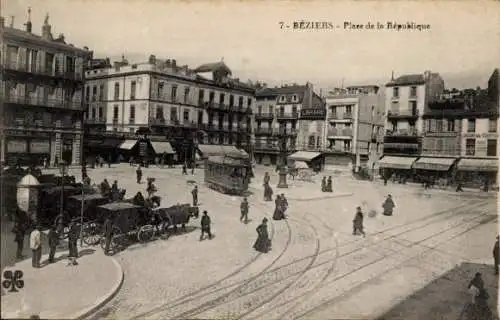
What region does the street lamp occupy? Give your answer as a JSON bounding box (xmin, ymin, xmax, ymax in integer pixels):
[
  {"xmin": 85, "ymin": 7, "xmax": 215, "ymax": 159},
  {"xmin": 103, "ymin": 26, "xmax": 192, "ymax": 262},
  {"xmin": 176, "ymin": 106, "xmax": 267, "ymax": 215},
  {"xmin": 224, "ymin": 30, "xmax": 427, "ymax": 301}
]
[
  {"xmin": 277, "ymin": 129, "xmax": 288, "ymax": 188},
  {"xmin": 58, "ymin": 161, "xmax": 67, "ymax": 221}
]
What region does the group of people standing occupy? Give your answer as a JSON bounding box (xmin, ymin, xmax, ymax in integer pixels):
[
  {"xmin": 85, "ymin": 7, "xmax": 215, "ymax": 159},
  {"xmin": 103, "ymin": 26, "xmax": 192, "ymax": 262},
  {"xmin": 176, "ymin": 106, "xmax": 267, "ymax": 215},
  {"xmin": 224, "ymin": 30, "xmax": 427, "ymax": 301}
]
[{"xmin": 321, "ymin": 176, "xmax": 333, "ymax": 192}]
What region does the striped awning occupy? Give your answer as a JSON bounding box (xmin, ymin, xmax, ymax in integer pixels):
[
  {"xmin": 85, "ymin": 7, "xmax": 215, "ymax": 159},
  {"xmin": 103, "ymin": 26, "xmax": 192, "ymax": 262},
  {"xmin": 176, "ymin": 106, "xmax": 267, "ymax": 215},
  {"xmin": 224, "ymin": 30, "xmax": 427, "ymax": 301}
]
[
  {"xmin": 377, "ymin": 156, "xmax": 417, "ymax": 169},
  {"xmin": 288, "ymin": 151, "xmax": 321, "ymax": 162},
  {"xmin": 413, "ymin": 157, "xmax": 456, "ymax": 171},
  {"xmin": 119, "ymin": 140, "xmax": 138, "ymax": 150},
  {"xmin": 150, "ymin": 141, "xmax": 174, "ymax": 154},
  {"xmin": 457, "ymin": 158, "xmax": 498, "ymax": 172}
]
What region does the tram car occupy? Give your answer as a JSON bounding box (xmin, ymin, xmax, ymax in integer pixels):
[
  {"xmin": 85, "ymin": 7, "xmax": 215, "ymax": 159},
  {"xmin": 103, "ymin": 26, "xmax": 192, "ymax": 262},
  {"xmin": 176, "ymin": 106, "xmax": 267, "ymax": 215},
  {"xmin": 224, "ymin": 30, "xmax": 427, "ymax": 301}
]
[{"xmin": 204, "ymin": 155, "xmax": 252, "ymax": 195}]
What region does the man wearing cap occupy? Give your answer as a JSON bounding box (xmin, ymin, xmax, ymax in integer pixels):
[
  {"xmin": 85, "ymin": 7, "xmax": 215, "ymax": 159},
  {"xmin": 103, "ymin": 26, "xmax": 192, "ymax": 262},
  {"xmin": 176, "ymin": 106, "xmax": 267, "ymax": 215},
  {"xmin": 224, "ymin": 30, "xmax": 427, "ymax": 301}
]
[
  {"xmin": 200, "ymin": 210, "xmax": 212, "ymax": 240},
  {"xmin": 240, "ymin": 197, "xmax": 249, "ymax": 223}
]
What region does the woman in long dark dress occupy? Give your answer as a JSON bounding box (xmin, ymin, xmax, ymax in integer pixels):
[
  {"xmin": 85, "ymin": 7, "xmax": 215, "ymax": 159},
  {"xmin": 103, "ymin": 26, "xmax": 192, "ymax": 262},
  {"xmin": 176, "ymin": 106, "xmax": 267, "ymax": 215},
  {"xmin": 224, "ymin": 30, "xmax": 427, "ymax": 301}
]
[
  {"xmin": 382, "ymin": 195, "xmax": 395, "ymax": 216},
  {"xmin": 253, "ymin": 218, "xmax": 271, "ymax": 253},
  {"xmin": 273, "ymin": 195, "xmax": 284, "ymax": 220}
]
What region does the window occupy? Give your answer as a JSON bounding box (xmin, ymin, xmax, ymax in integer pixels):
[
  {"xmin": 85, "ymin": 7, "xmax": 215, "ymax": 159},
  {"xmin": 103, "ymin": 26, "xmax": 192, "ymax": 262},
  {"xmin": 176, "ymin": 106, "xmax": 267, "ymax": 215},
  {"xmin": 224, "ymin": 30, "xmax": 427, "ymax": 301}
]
[
  {"xmin": 183, "ymin": 110, "xmax": 190, "ymax": 121},
  {"xmin": 436, "ymin": 119, "xmax": 443, "ymax": 132},
  {"xmin": 269, "ymin": 106, "xmax": 274, "ymax": 114},
  {"xmin": 198, "ymin": 89, "xmax": 204, "ymax": 103},
  {"xmin": 239, "ymin": 97, "xmax": 243, "ymax": 107},
  {"xmin": 436, "ymin": 139, "xmax": 444, "ymax": 152},
  {"xmin": 210, "ymin": 92, "xmax": 215, "ymax": 102},
  {"xmin": 198, "ymin": 110, "xmax": 203, "ymax": 124},
  {"xmin": 371, "ymin": 106, "xmax": 375, "ymax": 118},
  {"xmin": 330, "ymin": 106, "xmax": 337, "ymax": 116},
  {"xmin": 345, "ymin": 105, "xmax": 352, "ymax": 115},
  {"xmin": 447, "ymin": 119, "xmax": 455, "ymax": 132},
  {"xmin": 92, "ymin": 86, "xmax": 97, "ymax": 100},
  {"xmin": 156, "ymin": 106, "xmax": 163, "ymax": 119},
  {"xmin": 258, "ymin": 106, "xmax": 262, "ymax": 114},
  {"xmin": 129, "ymin": 128, "xmax": 135, "ymax": 133},
  {"xmin": 279, "ymin": 106, "xmax": 285, "ymax": 115},
  {"xmin": 488, "ymin": 118, "xmax": 497, "ymax": 132},
  {"xmin": 65, "ymin": 56, "xmax": 75, "ymax": 73},
  {"xmin": 487, "ymin": 139, "xmax": 497, "ymax": 156},
  {"xmin": 467, "ymin": 119, "xmax": 476, "ymax": 132},
  {"xmin": 292, "ymin": 95, "xmax": 298, "ymax": 102},
  {"xmin": 98, "ymin": 108, "xmax": 103, "ymax": 119},
  {"xmin": 465, "ymin": 139, "xmax": 475, "ymax": 156},
  {"xmin": 247, "ymin": 98, "xmax": 252, "ymax": 107},
  {"xmin": 171, "ymin": 85, "xmax": 177, "ymax": 101},
  {"xmin": 99, "ymin": 84, "xmax": 104, "ymax": 100},
  {"xmin": 85, "ymin": 86, "xmax": 90, "ymax": 101},
  {"xmin": 229, "ymin": 95, "xmax": 234, "ymax": 106},
  {"xmin": 129, "ymin": 105, "xmax": 135, "ymax": 124},
  {"xmin": 170, "ymin": 108, "xmax": 177, "ymax": 121},
  {"xmin": 91, "ymin": 108, "xmax": 96, "ymax": 119},
  {"xmin": 45, "ymin": 52, "xmax": 54, "ymax": 73},
  {"xmin": 410, "ymin": 86, "xmax": 417, "ymax": 98},
  {"xmin": 219, "ymin": 93, "xmax": 225, "ymax": 104},
  {"xmin": 130, "ymin": 81, "xmax": 136, "ymax": 99},
  {"xmin": 184, "ymin": 87, "xmax": 190, "ymax": 102},
  {"xmin": 393, "ymin": 87, "xmax": 399, "ymax": 98},
  {"xmin": 308, "ymin": 135, "xmax": 315, "ymax": 147},
  {"xmin": 114, "ymin": 82, "xmax": 120, "ymax": 100},
  {"xmin": 279, "ymin": 95, "xmax": 285, "ymax": 102},
  {"xmin": 292, "ymin": 106, "xmax": 298, "ymax": 115},
  {"xmin": 157, "ymin": 82, "xmax": 164, "ymax": 98},
  {"xmin": 113, "ymin": 105, "xmax": 119, "ymax": 120},
  {"xmin": 391, "ymin": 121, "xmax": 398, "ymax": 131},
  {"xmin": 410, "ymin": 101, "xmax": 417, "ymax": 115}
]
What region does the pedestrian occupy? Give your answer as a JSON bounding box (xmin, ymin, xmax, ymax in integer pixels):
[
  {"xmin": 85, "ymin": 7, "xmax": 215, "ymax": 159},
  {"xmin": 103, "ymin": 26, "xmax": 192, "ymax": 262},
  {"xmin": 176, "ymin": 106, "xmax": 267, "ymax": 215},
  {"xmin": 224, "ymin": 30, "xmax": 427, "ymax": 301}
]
[
  {"xmin": 48, "ymin": 226, "xmax": 59, "ymax": 263},
  {"xmin": 129, "ymin": 156, "xmax": 134, "ymax": 167},
  {"xmin": 383, "ymin": 174, "xmax": 388, "ymax": 186},
  {"xmin": 191, "ymin": 162, "xmax": 195, "ymax": 175},
  {"xmin": 192, "ymin": 185, "xmax": 198, "ymax": 206},
  {"xmin": 108, "ymin": 155, "xmax": 112, "ymax": 168},
  {"xmin": 240, "ymin": 197, "xmax": 249, "ymax": 223},
  {"xmin": 136, "ymin": 165, "xmax": 143, "ymax": 184},
  {"xmin": 353, "ymin": 206, "xmax": 366, "ymax": 237},
  {"xmin": 382, "ymin": 194, "xmax": 395, "ymax": 216},
  {"xmin": 456, "ymin": 180, "xmax": 464, "ymax": 192},
  {"xmin": 111, "ymin": 180, "xmax": 119, "ymax": 192},
  {"xmin": 321, "ymin": 176, "xmax": 327, "ymax": 192},
  {"xmin": 465, "ymin": 272, "xmax": 492, "ymax": 319},
  {"xmin": 273, "ymin": 195, "xmax": 284, "ymax": 220},
  {"xmin": 263, "ymin": 172, "xmax": 270, "ymax": 186},
  {"xmin": 147, "ymin": 178, "xmax": 157, "ymax": 198},
  {"xmin": 43, "ymin": 156, "xmax": 48, "ymax": 169},
  {"xmin": 67, "ymin": 220, "xmax": 79, "ymax": 266},
  {"xmin": 326, "ymin": 176, "xmax": 333, "ymax": 192},
  {"xmin": 182, "ymin": 163, "xmax": 188, "ymax": 175},
  {"xmin": 264, "ymin": 183, "xmax": 273, "ymax": 202},
  {"xmin": 493, "ymin": 236, "xmax": 499, "ymax": 275},
  {"xmin": 103, "ymin": 216, "xmax": 114, "ymax": 256},
  {"xmin": 281, "ymin": 193, "xmax": 288, "ymax": 217},
  {"xmin": 200, "ymin": 210, "xmax": 212, "ymax": 241},
  {"xmin": 30, "ymin": 225, "xmax": 42, "ymax": 268},
  {"xmin": 13, "ymin": 222, "xmax": 25, "ymax": 260},
  {"xmin": 253, "ymin": 218, "xmax": 271, "ymax": 253}
]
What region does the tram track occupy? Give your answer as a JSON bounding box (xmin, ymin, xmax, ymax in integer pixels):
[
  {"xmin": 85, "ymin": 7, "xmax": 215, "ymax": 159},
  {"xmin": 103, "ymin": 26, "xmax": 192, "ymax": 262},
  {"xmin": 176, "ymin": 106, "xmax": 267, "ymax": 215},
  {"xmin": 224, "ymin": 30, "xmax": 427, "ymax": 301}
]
[
  {"xmin": 291, "ymin": 204, "xmax": 496, "ymax": 319},
  {"xmin": 127, "ymin": 196, "xmax": 293, "ymax": 320}
]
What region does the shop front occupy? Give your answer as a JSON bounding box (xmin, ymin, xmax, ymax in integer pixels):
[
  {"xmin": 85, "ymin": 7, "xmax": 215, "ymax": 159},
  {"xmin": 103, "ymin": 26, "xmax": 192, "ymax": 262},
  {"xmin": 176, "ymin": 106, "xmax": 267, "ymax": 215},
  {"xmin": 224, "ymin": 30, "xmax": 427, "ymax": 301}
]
[
  {"xmin": 287, "ymin": 151, "xmax": 323, "ymax": 172},
  {"xmin": 4, "ymin": 129, "xmax": 52, "ymax": 166},
  {"xmin": 456, "ymin": 158, "xmax": 498, "ymax": 189},
  {"xmin": 412, "ymin": 157, "xmax": 458, "ymax": 182},
  {"xmin": 377, "ymin": 156, "xmax": 418, "ymax": 182}
]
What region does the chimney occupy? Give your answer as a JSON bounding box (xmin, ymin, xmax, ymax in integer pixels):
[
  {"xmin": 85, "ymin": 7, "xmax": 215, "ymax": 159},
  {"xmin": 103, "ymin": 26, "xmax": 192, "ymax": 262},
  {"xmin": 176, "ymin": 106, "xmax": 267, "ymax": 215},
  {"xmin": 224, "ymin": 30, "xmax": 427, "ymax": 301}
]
[
  {"xmin": 166, "ymin": 59, "xmax": 171, "ymax": 66},
  {"xmin": 391, "ymin": 70, "xmax": 395, "ymax": 81},
  {"xmin": 148, "ymin": 55, "xmax": 156, "ymax": 64},
  {"xmin": 424, "ymin": 70, "xmax": 431, "ymax": 81},
  {"xmin": 172, "ymin": 59, "xmax": 177, "ymax": 68}
]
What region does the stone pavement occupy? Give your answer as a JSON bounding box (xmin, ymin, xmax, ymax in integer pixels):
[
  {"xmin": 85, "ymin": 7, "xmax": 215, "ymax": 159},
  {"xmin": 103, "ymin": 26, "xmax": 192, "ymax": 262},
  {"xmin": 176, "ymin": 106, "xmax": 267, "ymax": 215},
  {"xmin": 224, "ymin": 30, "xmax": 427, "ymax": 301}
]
[{"xmin": 1, "ymin": 245, "xmax": 123, "ymax": 319}]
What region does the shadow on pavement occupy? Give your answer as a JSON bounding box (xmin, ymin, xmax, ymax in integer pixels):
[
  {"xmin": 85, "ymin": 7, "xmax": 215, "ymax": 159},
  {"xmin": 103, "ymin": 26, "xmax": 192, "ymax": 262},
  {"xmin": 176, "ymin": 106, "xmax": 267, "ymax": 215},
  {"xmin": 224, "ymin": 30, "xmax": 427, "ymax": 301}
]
[{"xmin": 377, "ymin": 262, "xmax": 499, "ymax": 320}]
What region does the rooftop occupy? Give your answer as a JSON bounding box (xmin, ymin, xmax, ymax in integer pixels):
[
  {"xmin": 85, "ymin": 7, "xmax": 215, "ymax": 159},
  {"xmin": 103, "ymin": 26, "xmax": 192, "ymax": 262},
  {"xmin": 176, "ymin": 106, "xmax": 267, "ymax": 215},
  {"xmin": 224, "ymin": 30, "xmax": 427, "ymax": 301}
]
[
  {"xmin": 256, "ymin": 84, "xmax": 308, "ymax": 97},
  {"xmin": 386, "ymin": 74, "xmax": 426, "ymax": 87}
]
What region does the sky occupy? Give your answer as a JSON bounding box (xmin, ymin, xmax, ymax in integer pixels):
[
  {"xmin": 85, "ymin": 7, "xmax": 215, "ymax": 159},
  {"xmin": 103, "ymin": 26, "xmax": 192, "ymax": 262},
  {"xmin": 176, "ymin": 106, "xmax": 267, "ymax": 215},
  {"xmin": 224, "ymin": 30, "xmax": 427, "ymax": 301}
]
[{"xmin": 2, "ymin": 0, "xmax": 499, "ymax": 93}]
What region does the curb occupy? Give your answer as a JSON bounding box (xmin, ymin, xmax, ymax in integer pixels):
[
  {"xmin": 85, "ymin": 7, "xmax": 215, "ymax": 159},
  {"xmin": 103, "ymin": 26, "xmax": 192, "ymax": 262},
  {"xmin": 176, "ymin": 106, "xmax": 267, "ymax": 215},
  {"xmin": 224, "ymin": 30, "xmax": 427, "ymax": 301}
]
[{"xmin": 74, "ymin": 257, "xmax": 124, "ymax": 320}]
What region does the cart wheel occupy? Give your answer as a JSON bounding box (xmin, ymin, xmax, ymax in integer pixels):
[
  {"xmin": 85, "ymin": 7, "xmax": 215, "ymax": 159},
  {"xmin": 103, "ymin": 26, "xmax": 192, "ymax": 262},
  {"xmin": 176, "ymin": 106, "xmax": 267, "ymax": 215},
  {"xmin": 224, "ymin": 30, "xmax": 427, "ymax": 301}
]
[
  {"xmin": 101, "ymin": 226, "xmax": 123, "ymax": 254},
  {"xmin": 82, "ymin": 223, "xmax": 101, "ymax": 246},
  {"xmin": 138, "ymin": 225, "xmax": 155, "ymax": 243}
]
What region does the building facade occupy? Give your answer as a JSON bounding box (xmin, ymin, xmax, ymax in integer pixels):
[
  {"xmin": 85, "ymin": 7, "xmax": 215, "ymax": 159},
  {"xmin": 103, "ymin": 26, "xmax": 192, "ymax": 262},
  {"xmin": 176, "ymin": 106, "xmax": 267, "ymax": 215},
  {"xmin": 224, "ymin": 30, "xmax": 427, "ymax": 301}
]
[
  {"xmin": 324, "ymin": 85, "xmax": 385, "ymax": 172},
  {"xmin": 84, "ymin": 55, "xmax": 254, "ymax": 163},
  {"xmin": 378, "ymin": 71, "xmax": 444, "ymax": 175},
  {"xmin": 253, "ymin": 84, "xmax": 318, "ymax": 165},
  {"xmin": 0, "ymin": 14, "xmax": 92, "ymax": 166}
]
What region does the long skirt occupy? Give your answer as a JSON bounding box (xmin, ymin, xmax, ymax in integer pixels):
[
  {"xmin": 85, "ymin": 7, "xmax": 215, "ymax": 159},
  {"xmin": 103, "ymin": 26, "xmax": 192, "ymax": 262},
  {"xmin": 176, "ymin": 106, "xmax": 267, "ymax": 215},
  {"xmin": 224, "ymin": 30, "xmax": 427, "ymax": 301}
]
[
  {"xmin": 383, "ymin": 208, "xmax": 393, "ymax": 216},
  {"xmin": 273, "ymin": 208, "xmax": 284, "ymax": 220},
  {"xmin": 253, "ymin": 236, "xmax": 271, "ymax": 253}
]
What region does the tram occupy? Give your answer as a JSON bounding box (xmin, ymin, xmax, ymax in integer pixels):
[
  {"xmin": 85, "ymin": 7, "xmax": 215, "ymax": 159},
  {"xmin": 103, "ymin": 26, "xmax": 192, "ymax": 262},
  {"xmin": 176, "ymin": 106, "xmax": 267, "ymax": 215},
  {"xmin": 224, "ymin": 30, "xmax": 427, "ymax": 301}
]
[{"xmin": 204, "ymin": 155, "xmax": 252, "ymax": 195}]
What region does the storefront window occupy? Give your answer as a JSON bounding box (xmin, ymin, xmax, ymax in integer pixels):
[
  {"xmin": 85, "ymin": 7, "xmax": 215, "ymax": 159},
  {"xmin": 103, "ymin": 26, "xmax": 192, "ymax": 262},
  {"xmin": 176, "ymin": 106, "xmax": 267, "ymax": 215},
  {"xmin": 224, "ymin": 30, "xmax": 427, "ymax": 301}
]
[
  {"xmin": 465, "ymin": 139, "xmax": 475, "ymax": 156},
  {"xmin": 489, "ymin": 119, "xmax": 497, "ymax": 133},
  {"xmin": 487, "ymin": 139, "xmax": 497, "ymax": 156},
  {"xmin": 467, "ymin": 119, "xmax": 476, "ymax": 133}
]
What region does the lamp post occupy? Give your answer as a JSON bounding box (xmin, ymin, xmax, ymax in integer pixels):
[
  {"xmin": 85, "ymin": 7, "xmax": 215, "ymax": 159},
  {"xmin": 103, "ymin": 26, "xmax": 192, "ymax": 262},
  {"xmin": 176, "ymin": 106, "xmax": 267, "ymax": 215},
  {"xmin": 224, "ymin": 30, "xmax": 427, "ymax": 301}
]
[
  {"xmin": 58, "ymin": 161, "xmax": 67, "ymax": 222},
  {"xmin": 277, "ymin": 129, "xmax": 288, "ymax": 188}
]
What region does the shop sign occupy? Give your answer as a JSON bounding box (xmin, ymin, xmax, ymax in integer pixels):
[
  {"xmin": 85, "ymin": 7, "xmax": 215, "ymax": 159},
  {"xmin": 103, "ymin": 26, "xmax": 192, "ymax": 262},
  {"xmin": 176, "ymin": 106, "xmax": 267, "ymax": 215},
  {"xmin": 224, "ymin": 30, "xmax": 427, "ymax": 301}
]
[
  {"xmin": 7, "ymin": 140, "xmax": 28, "ymax": 153},
  {"xmin": 462, "ymin": 132, "xmax": 498, "ymax": 139},
  {"xmin": 300, "ymin": 109, "xmax": 326, "ymax": 119},
  {"xmin": 139, "ymin": 142, "xmax": 148, "ymax": 156},
  {"xmin": 30, "ymin": 140, "xmax": 50, "ymax": 153}
]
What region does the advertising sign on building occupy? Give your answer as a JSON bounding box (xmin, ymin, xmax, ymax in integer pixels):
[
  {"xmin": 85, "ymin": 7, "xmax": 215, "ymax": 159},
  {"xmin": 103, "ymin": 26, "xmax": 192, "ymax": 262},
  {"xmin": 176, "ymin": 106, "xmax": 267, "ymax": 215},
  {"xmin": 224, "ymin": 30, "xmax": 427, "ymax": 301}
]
[
  {"xmin": 300, "ymin": 109, "xmax": 326, "ymax": 120},
  {"xmin": 30, "ymin": 140, "xmax": 50, "ymax": 153},
  {"xmin": 462, "ymin": 133, "xmax": 498, "ymax": 139},
  {"xmin": 7, "ymin": 140, "xmax": 28, "ymax": 153}
]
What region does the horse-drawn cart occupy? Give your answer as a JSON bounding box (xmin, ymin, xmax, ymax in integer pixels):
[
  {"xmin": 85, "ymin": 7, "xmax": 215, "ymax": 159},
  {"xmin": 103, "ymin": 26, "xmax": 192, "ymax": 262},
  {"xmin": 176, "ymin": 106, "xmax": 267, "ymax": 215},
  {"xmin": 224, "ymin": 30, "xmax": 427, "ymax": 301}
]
[{"xmin": 65, "ymin": 194, "xmax": 110, "ymax": 245}]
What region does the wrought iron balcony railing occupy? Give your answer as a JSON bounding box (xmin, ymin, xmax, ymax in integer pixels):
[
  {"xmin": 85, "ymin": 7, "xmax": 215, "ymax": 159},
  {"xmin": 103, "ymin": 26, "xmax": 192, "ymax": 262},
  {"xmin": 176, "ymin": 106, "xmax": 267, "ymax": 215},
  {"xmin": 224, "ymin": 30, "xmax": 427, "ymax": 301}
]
[
  {"xmin": 387, "ymin": 109, "xmax": 419, "ymax": 117},
  {"xmin": 2, "ymin": 93, "xmax": 83, "ymax": 110},
  {"xmin": 255, "ymin": 112, "xmax": 275, "ymax": 120}
]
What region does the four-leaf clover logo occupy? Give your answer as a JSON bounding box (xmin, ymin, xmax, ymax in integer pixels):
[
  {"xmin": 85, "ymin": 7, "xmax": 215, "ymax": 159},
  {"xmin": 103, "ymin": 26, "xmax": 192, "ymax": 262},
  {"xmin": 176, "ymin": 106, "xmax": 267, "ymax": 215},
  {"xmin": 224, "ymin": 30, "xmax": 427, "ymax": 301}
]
[{"xmin": 2, "ymin": 270, "xmax": 24, "ymax": 292}]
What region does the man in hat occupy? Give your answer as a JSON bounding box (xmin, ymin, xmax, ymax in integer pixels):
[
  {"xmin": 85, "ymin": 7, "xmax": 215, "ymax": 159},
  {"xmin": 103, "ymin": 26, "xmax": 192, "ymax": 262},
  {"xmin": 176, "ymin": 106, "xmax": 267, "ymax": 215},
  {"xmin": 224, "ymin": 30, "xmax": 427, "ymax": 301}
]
[
  {"xmin": 48, "ymin": 225, "xmax": 59, "ymax": 263},
  {"xmin": 136, "ymin": 165, "xmax": 143, "ymax": 184},
  {"xmin": 240, "ymin": 197, "xmax": 249, "ymax": 224},
  {"xmin": 13, "ymin": 221, "xmax": 25, "ymax": 260},
  {"xmin": 353, "ymin": 206, "xmax": 366, "ymax": 237},
  {"xmin": 30, "ymin": 224, "xmax": 42, "ymax": 268},
  {"xmin": 493, "ymin": 236, "xmax": 499, "ymax": 275},
  {"xmin": 103, "ymin": 216, "xmax": 114, "ymax": 256},
  {"xmin": 200, "ymin": 210, "xmax": 212, "ymax": 240},
  {"xmin": 67, "ymin": 220, "xmax": 79, "ymax": 266}
]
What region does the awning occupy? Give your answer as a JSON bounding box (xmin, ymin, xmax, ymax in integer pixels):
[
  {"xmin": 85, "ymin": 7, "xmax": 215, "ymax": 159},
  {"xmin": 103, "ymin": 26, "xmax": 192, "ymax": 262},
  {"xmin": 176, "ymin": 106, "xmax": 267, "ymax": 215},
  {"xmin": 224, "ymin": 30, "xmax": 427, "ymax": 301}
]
[
  {"xmin": 413, "ymin": 157, "xmax": 456, "ymax": 171},
  {"xmin": 150, "ymin": 141, "xmax": 174, "ymax": 154},
  {"xmin": 294, "ymin": 161, "xmax": 309, "ymax": 169},
  {"xmin": 198, "ymin": 144, "xmax": 249, "ymax": 159},
  {"xmin": 377, "ymin": 156, "xmax": 417, "ymax": 169},
  {"xmin": 457, "ymin": 158, "xmax": 498, "ymax": 172},
  {"xmin": 119, "ymin": 140, "xmax": 138, "ymax": 150},
  {"xmin": 288, "ymin": 151, "xmax": 321, "ymax": 162},
  {"xmin": 207, "ymin": 155, "xmax": 248, "ymax": 166},
  {"xmin": 85, "ymin": 139, "xmax": 124, "ymax": 149}
]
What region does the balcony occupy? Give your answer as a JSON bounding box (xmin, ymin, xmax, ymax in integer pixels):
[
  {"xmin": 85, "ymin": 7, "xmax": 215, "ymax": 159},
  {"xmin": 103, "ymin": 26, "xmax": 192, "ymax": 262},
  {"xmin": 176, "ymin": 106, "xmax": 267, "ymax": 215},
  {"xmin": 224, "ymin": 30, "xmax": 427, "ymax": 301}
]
[
  {"xmin": 387, "ymin": 109, "xmax": 419, "ymax": 119},
  {"xmin": 275, "ymin": 128, "xmax": 298, "ymax": 136},
  {"xmin": 84, "ymin": 119, "xmax": 106, "ymax": 125},
  {"xmin": 327, "ymin": 128, "xmax": 353, "ymax": 138},
  {"xmin": 324, "ymin": 145, "xmax": 353, "ymax": 153},
  {"xmin": 3, "ymin": 60, "xmax": 84, "ymax": 81},
  {"xmin": 423, "ymin": 131, "xmax": 459, "ymax": 137},
  {"xmin": 328, "ymin": 113, "xmax": 353, "ymax": 121},
  {"xmin": 2, "ymin": 93, "xmax": 83, "ymax": 110},
  {"xmin": 255, "ymin": 128, "xmax": 274, "ymax": 136},
  {"xmin": 385, "ymin": 129, "xmax": 419, "ymax": 137},
  {"xmin": 255, "ymin": 113, "xmax": 275, "ymax": 120},
  {"xmin": 276, "ymin": 112, "xmax": 299, "ymax": 120}
]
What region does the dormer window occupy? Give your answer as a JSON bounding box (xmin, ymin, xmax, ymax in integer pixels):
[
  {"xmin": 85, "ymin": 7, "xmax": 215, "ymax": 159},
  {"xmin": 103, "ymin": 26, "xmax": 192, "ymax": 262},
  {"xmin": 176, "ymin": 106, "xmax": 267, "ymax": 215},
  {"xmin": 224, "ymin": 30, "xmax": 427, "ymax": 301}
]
[
  {"xmin": 279, "ymin": 95, "xmax": 286, "ymax": 102},
  {"xmin": 292, "ymin": 94, "xmax": 298, "ymax": 102}
]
